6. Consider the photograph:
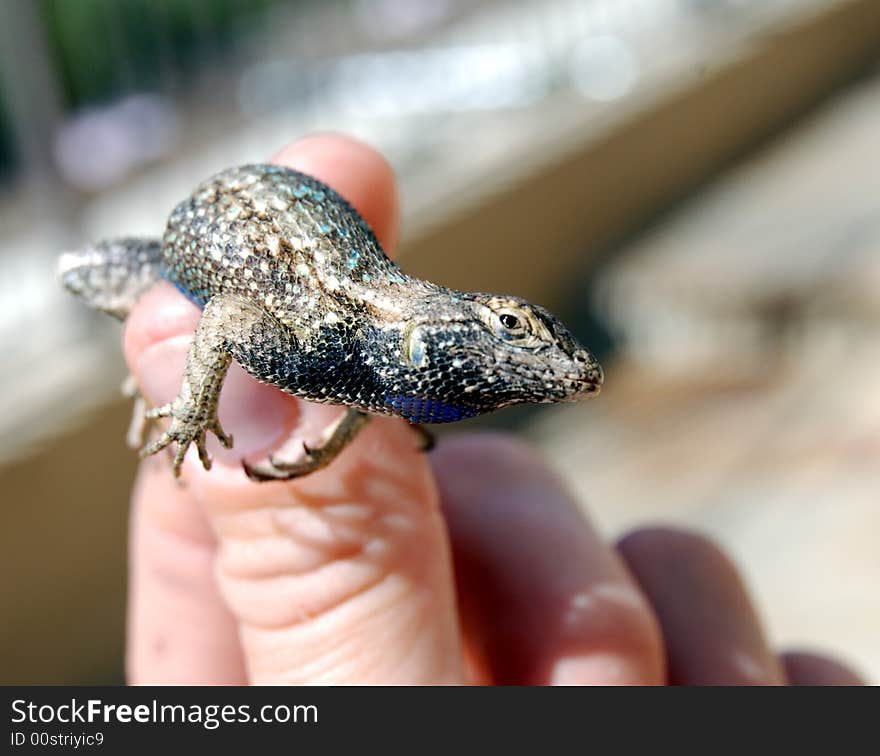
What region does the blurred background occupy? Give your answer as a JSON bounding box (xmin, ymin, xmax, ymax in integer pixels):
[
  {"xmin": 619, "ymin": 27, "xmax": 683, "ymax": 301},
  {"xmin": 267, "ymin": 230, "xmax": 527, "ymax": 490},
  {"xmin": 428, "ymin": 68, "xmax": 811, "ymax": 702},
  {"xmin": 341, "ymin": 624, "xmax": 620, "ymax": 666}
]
[{"xmin": 1, "ymin": 0, "xmax": 878, "ymax": 684}]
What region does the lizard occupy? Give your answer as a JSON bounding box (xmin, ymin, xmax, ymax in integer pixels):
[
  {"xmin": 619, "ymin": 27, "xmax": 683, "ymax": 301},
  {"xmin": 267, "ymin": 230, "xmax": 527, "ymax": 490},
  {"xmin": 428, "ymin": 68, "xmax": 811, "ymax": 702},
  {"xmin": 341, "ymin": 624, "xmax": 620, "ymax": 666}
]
[{"xmin": 58, "ymin": 164, "xmax": 603, "ymax": 481}]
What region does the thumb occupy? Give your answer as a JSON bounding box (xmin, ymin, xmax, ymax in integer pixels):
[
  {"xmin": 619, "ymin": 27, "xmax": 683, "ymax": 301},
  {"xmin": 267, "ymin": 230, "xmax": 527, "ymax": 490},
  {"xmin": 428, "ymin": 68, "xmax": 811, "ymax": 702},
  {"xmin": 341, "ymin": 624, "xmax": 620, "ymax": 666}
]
[{"xmin": 125, "ymin": 135, "xmax": 463, "ymax": 684}]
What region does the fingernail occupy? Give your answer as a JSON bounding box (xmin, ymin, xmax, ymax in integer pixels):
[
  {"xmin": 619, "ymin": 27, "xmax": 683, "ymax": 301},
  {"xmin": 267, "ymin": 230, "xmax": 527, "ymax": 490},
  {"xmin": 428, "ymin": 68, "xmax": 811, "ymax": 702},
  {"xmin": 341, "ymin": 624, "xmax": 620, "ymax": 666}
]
[
  {"xmin": 551, "ymin": 654, "xmax": 654, "ymax": 686},
  {"xmin": 136, "ymin": 337, "xmax": 295, "ymax": 458}
]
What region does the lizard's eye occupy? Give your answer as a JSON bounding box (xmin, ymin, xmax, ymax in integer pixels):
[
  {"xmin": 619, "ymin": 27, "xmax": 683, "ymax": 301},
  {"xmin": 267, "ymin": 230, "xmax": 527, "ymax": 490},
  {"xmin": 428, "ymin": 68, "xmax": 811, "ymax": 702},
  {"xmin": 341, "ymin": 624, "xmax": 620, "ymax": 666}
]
[
  {"xmin": 499, "ymin": 312, "xmax": 522, "ymax": 330},
  {"xmin": 495, "ymin": 309, "xmax": 529, "ymax": 339},
  {"xmin": 484, "ymin": 300, "xmax": 545, "ymax": 349}
]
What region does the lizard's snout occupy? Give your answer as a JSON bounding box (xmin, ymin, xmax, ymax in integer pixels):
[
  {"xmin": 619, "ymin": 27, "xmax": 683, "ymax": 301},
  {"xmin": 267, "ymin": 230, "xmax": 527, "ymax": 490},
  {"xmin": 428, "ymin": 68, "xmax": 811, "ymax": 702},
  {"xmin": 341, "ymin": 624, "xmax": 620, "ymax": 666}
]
[
  {"xmin": 573, "ymin": 351, "xmax": 603, "ymax": 397},
  {"xmin": 583, "ymin": 362, "xmax": 603, "ymax": 394}
]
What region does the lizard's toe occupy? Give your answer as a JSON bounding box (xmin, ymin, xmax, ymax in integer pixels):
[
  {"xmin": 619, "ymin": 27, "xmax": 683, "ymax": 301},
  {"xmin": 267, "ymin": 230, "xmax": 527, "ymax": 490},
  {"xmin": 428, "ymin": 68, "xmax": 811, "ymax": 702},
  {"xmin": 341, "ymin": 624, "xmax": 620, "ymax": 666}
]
[
  {"xmin": 241, "ymin": 458, "xmax": 304, "ymax": 482},
  {"xmin": 212, "ymin": 420, "xmax": 233, "ymax": 449},
  {"xmin": 145, "ymin": 403, "xmax": 173, "ymax": 420},
  {"xmin": 268, "ymin": 442, "xmax": 325, "ymax": 473},
  {"xmin": 139, "ymin": 431, "xmax": 174, "ymax": 458},
  {"xmin": 171, "ymin": 442, "xmax": 189, "ymax": 478},
  {"xmin": 196, "ymin": 432, "xmax": 212, "ymax": 471}
]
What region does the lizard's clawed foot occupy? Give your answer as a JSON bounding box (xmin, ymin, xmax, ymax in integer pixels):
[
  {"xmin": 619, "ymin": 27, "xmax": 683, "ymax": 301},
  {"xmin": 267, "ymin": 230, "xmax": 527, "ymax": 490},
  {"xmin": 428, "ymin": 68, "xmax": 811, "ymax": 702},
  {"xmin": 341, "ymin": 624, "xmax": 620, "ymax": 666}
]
[
  {"xmin": 268, "ymin": 441, "xmax": 331, "ymax": 474},
  {"xmin": 139, "ymin": 399, "xmax": 233, "ymax": 477},
  {"xmin": 242, "ymin": 442, "xmax": 332, "ymax": 482},
  {"xmin": 242, "ymin": 408, "xmax": 370, "ymax": 482}
]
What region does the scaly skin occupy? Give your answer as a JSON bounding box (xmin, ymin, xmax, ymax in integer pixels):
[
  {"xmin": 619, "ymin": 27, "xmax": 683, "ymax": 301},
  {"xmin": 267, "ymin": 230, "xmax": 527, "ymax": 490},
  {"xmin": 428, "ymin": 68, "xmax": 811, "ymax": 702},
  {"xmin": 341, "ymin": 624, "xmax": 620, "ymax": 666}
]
[{"xmin": 58, "ymin": 164, "xmax": 602, "ymax": 480}]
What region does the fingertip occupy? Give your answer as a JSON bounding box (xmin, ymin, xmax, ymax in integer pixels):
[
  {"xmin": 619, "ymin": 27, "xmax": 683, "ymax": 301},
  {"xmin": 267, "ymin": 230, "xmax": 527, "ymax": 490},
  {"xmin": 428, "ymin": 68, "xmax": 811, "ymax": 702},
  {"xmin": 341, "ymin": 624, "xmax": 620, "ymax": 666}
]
[
  {"xmin": 781, "ymin": 650, "xmax": 866, "ymax": 686},
  {"xmin": 617, "ymin": 526, "xmax": 728, "ymax": 567},
  {"xmin": 273, "ymin": 133, "xmax": 399, "ymax": 253},
  {"xmin": 618, "ymin": 526, "xmax": 784, "ymax": 685},
  {"xmin": 433, "ymin": 431, "xmax": 664, "ymax": 685},
  {"xmin": 123, "ymin": 283, "xmax": 200, "ymax": 368}
]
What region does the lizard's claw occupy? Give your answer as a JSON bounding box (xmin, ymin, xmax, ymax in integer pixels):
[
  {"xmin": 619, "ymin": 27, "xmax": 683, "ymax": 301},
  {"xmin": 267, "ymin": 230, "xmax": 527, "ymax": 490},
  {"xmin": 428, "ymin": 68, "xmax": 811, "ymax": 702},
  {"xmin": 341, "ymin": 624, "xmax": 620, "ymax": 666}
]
[{"xmin": 139, "ymin": 400, "xmax": 232, "ymax": 477}]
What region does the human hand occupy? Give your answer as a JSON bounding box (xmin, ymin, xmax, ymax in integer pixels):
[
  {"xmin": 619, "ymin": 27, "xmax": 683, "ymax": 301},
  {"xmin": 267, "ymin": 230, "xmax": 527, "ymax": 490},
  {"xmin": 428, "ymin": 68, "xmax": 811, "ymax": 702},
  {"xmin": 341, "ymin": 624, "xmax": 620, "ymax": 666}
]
[{"xmin": 124, "ymin": 135, "xmax": 862, "ymax": 685}]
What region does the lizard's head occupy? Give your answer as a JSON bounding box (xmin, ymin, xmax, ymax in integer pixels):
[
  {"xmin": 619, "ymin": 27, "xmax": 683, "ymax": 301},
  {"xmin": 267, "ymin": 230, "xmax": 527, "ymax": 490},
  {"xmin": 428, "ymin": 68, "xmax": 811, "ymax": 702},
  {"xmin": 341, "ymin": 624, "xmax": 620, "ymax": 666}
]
[{"xmin": 375, "ymin": 293, "xmax": 602, "ymax": 422}]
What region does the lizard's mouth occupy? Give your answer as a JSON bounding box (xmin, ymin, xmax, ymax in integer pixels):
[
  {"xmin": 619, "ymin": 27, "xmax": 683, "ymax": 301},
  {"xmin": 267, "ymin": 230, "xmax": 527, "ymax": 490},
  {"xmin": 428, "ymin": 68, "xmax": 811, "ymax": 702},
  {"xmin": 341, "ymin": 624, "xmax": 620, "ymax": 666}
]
[
  {"xmin": 584, "ymin": 361, "xmax": 604, "ymax": 392},
  {"xmin": 565, "ymin": 359, "xmax": 603, "ymax": 399}
]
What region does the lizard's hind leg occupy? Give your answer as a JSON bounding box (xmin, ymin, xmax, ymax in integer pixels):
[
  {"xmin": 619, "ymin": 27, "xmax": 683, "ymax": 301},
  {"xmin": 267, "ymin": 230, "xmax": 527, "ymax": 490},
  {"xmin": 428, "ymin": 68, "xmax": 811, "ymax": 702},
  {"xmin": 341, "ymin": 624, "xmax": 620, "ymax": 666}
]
[{"xmin": 139, "ymin": 293, "xmax": 291, "ymax": 478}]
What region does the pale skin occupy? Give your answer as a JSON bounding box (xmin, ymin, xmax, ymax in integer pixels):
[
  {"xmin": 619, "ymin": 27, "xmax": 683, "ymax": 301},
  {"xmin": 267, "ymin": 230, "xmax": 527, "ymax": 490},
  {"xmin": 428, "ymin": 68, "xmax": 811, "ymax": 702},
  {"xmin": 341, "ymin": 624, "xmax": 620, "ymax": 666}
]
[{"xmin": 125, "ymin": 135, "xmax": 863, "ymax": 685}]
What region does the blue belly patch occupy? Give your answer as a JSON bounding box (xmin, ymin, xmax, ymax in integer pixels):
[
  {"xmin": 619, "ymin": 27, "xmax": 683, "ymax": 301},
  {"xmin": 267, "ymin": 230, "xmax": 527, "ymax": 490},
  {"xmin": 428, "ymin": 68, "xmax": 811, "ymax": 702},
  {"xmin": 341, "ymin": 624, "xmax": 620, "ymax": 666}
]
[
  {"xmin": 164, "ymin": 274, "xmax": 208, "ymax": 308},
  {"xmin": 384, "ymin": 395, "xmax": 477, "ymax": 424}
]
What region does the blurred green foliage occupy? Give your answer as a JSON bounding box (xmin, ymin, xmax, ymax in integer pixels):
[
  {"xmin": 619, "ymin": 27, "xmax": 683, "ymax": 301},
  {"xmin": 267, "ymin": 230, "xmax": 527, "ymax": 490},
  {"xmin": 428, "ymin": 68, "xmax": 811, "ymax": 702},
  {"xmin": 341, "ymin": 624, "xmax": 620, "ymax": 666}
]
[
  {"xmin": 41, "ymin": 0, "xmax": 278, "ymax": 106},
  {"xmin": 0, "ymin": 0, "xmax": 284, "ymax": 181},
  {"xmin": 0, "ymin": 85, "xmax": 12, "ymax": 182}
]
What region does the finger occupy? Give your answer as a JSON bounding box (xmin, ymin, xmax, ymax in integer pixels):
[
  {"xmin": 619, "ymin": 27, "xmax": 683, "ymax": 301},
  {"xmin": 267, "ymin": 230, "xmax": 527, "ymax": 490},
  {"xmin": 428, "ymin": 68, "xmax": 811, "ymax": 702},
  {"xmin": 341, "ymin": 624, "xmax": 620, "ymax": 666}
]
[
  {"xmin": 431, "ymin": 433, "xmax": 665, "ymax": 686},
  {"xmin": 781, "ymin": 651, "xmax": 865, "ymax": 686},
  {"xmin": 127, "ymin": 455, "xmax": 247, "ymax": 683},
  {"xmin": 127, "ymin": 135, "xmax": 463, "ymax": 684},
  {"xmin": 617, "ymin": 527, "xmax": 786, "ymax": 685},
  {"xmin": 128, "ymin": 134, "xmax": 398, "ymax": 682}
]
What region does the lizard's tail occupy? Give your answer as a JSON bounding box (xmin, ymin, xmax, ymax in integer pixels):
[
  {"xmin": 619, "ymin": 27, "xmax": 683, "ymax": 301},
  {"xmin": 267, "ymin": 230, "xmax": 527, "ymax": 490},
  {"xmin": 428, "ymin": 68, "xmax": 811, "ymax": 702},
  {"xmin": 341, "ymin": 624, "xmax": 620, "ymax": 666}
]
[{"xmin": 57, "ymin": 237, "xmax": 164, "ymax": 320}]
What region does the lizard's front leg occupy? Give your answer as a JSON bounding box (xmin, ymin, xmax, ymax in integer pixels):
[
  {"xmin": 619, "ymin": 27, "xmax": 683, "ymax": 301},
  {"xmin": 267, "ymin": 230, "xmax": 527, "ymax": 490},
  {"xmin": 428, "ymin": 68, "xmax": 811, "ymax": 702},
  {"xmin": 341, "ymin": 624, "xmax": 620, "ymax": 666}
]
[{"xmin": 139, "ymin": 294, "xmax": 287, "ymax": 477}]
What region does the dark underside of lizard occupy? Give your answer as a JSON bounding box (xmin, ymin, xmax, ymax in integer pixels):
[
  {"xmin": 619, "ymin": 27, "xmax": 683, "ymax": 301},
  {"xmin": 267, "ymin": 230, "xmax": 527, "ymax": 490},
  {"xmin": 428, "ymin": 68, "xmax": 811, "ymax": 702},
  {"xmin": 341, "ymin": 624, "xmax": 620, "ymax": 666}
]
[{"xmin": 58, "ymin": 164, "xmax": 603, "ymax": 481}]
